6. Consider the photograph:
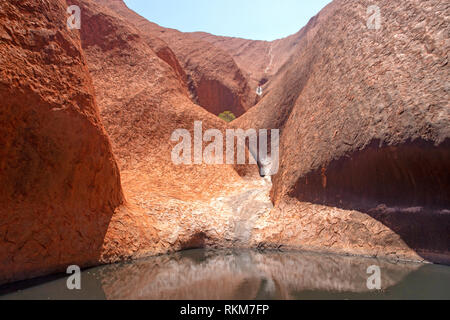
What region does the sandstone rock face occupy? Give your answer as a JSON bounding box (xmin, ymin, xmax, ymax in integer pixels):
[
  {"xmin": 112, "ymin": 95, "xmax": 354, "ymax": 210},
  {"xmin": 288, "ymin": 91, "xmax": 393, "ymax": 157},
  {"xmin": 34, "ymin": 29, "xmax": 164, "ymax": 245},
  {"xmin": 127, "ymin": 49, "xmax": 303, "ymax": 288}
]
[
  {"xmin": 1, "ymin": 0, "xmax": 448, "ymax": 286},
  {"xmin": 73, "ymin": 0, "xmax": 257, "ymax": 195},
  {"xmin": 71, "ymin": 0, "xmax": 263, "ymax": 260},
  {"xmin": 237, "ymin": 0, "xmax": 450, "ymax": 263},
  {"xmin": 0, "ymin": 0, "xmax": 125, "ymax": 283},
  {"xmin": 190, "ymin": 24, "xmax": 314, "ymax": 98},
  {"xmin": 0, "ymin": 0, "xmax": 262, "ymax": 285},
  {"xmin": 90, "ymin": 0, "xmax": 188, "ymax": 91},
  {"xmin": 94, "ymin": 0, "xmax": 254, "ymax": 117}
]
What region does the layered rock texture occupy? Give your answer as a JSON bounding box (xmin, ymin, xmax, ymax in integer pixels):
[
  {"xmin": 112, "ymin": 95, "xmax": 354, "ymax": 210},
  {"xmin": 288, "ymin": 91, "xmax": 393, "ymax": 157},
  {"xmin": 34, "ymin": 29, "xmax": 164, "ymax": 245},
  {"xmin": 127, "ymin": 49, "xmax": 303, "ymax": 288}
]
[
  {"xmin": 0, "ymin": 0, "xmax": 448, "ymax": 285},
  {"xmin": 236, "ymin": 0, "xmax": 450, "ymax": 263},
  {"xmin": 0, "ymin": 0, "xmax": 126, "ymax": 283},
  {"xmin": 93, "ymin": 0, "xmax": 255, "ymax": 117}
]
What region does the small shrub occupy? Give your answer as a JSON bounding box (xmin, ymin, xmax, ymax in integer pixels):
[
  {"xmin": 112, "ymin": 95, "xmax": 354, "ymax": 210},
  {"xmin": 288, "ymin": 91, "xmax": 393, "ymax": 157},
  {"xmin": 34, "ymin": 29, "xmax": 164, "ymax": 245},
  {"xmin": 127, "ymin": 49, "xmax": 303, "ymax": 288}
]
[{"xmin": 218, "ymin": 111, "xmax": 236, "ymax": 123}]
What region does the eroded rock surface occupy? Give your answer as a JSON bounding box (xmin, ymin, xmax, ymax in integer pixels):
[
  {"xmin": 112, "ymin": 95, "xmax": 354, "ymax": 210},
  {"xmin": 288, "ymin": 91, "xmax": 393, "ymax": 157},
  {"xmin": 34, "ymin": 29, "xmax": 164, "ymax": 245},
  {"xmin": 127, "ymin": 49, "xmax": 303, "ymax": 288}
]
[
  {"xmin": 93, "ymin": 0, "xmax": 254, "ymax": 117},
  {"xmin": 71, "ymin": 0, "xmax": 265, "ymax": 259},
  {"xmin": 0, "ymin": 0, "xmax": 125, "ymax": 283},
  {"xmin": 0, "ymin": 0, "xmax": 448, "ymax": 286},
  {"xmin": 236, "ymin": 0, "xmax": 450, "ymax": 263}
]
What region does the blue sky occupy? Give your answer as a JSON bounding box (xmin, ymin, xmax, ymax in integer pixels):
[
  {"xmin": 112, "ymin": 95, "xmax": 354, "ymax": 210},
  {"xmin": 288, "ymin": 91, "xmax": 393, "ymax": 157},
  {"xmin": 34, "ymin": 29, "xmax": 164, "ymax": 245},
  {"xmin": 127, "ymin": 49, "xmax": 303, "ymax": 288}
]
[{"xmin": 124, "ymin": 0, "xmax": 332, "ymax": 41}]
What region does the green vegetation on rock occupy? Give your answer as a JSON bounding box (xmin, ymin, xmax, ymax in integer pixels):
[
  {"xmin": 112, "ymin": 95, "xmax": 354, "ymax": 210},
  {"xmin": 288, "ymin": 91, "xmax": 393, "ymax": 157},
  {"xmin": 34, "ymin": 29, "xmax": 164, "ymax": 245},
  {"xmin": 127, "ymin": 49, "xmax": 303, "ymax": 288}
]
[{"xmin": 218, "ymin": 111, "xmax": 236, "ymax": 123}]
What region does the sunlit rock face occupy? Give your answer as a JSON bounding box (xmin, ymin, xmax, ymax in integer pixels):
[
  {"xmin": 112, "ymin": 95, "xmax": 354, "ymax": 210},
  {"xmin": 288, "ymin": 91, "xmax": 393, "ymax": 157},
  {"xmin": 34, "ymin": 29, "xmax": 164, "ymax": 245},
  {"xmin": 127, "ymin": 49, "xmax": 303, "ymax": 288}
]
[
  {"xmin": 98, "ymin": 250, "xmax": 420, "ymax": 300},
  {"xmin": 0, "ymin": 0, "xmax": 262, "ymax": 285},
  {"xmin": 92, "ymin": 0, "xmax": 254, "ymax": 118},
  {"xmin": 69, "ymin": 0, "xmax": 263, "ymax": 256},
  {"xmin": 235, "ymin": 0, "xmax": 450, "ymax": 263}
]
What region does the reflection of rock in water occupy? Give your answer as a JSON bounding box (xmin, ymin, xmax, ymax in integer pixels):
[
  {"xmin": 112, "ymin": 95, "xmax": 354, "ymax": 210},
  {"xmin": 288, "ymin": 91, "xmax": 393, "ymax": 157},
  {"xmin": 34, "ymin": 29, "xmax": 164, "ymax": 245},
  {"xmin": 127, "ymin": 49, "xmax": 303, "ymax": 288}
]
[{"xmin": 98, "ymin": 250, "xmax": 420, "ymax": 300}]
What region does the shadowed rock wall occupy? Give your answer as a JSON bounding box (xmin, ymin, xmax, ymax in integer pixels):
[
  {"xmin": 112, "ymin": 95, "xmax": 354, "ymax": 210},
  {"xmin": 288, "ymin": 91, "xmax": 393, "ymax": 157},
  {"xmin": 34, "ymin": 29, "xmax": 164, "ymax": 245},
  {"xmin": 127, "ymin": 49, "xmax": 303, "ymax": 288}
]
[{"xmin": 0, "ymin": 0, "xmax": 124, "ymax": 283}]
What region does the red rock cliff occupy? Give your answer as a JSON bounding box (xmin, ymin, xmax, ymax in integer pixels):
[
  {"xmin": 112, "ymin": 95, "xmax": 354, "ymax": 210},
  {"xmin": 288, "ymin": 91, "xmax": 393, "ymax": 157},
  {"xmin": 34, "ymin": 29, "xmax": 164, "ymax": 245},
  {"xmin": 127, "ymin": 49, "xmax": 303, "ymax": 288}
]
[
  {"xmin": 0, "ymin": 0, "xmax": 124, "ymax": 283},
  {"xmin": 237, "ymin": 0, "xmax": 450, "ymax": 263},
  {"xmin": 93, "ymin": 0, "xmax": 254, "ymax": 117}
]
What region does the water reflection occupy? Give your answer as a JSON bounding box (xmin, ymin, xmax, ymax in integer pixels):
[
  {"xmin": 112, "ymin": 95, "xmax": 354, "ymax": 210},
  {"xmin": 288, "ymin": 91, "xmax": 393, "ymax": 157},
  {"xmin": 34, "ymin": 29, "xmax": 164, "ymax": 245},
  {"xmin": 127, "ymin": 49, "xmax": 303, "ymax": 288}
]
[
  {"xmin": 97, "ymin": 250, "xmax": 420, "ymax": 300},
  {"xmin": 1, "ymin": 249, "xmax": 450, "ymax": 300}
]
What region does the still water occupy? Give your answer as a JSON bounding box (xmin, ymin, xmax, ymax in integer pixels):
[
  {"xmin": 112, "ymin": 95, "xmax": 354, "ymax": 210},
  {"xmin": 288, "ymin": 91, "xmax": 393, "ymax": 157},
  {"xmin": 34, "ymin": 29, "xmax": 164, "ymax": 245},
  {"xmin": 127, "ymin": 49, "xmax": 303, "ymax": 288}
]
[{"xmin": 1, "ymin": 249, "xmax": 449, "ymax": 300}]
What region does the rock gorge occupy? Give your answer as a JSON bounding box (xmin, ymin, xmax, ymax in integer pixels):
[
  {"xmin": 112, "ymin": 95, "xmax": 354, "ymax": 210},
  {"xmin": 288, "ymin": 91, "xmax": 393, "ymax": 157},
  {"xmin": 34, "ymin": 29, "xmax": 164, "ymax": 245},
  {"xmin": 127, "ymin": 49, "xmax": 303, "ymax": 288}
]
[{"xmin": 0, "ymin": 0, "xmax": 448, "ymax": 284}]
